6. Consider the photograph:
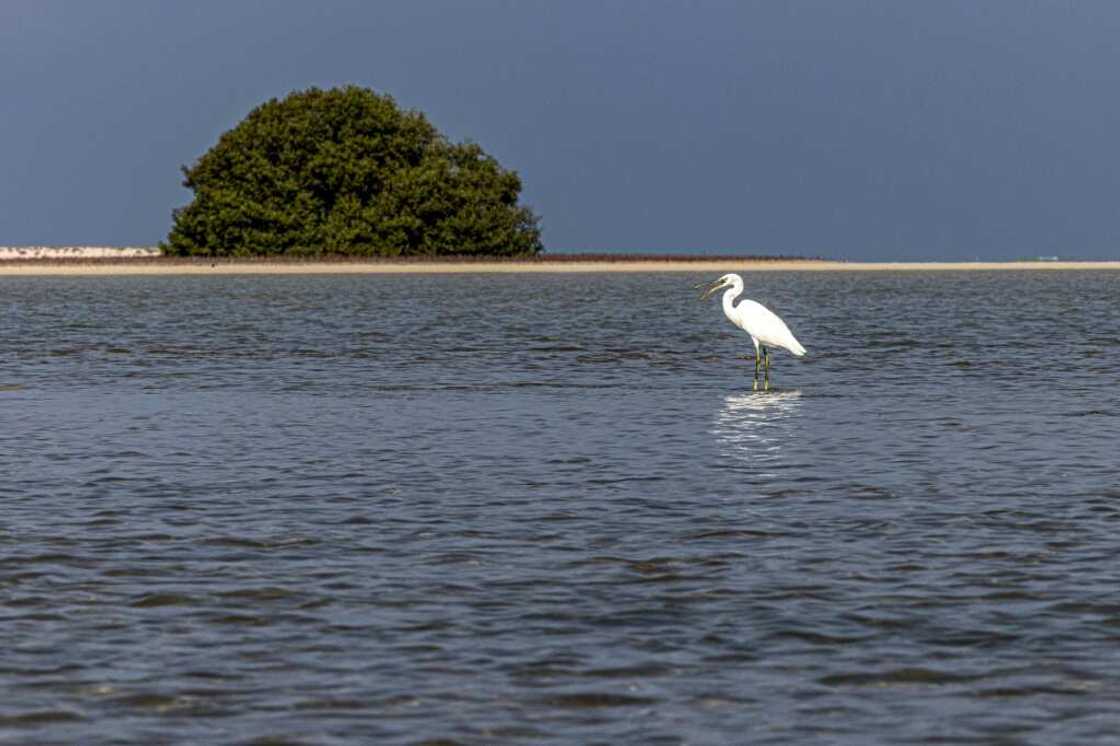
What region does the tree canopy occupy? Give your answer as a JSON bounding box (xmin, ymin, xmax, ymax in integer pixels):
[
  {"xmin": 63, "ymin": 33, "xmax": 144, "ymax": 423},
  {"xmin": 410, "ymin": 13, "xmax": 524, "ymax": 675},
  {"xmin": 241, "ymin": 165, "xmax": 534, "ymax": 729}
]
[{"xmin": 165, "ymin": 86, "xmax": 542, "ymax": 257}]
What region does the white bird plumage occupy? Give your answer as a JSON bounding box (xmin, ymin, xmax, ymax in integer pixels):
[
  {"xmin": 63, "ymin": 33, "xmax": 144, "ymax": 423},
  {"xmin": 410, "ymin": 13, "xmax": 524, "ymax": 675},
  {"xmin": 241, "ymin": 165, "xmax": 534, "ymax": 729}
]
[{"xmin": 699, "ymin": 273, "xmax": 805, "ymax": 388}]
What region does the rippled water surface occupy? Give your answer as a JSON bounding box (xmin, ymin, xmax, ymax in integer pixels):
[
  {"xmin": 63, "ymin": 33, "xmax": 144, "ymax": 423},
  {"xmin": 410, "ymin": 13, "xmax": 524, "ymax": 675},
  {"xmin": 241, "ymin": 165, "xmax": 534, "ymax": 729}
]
[{"xmin": 2, "ymin": 270, "xmax": 1120, "ymax": 744}]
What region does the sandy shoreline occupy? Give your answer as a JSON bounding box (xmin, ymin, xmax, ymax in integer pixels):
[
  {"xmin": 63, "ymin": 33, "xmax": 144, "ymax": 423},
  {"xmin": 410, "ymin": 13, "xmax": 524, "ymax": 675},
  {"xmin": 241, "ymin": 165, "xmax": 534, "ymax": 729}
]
[{"xmin": 0, "ymin": 259, "xmax": 1119, "ymax": 275}]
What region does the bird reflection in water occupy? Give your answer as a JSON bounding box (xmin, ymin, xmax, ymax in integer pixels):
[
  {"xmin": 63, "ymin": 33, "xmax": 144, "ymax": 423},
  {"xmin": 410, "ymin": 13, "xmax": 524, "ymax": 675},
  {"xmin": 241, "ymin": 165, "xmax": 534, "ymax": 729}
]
[{"xmin": 711, "ymin": 390, "xmax": 803, "ymax": 472}]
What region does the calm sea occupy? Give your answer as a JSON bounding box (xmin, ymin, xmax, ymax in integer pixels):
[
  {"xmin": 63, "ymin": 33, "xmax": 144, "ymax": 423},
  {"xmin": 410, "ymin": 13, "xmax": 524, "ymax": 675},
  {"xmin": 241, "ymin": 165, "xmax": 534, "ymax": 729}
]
[{"xmin": 2, "ymin": 271, "xmax": 1119, "ymax": 744}]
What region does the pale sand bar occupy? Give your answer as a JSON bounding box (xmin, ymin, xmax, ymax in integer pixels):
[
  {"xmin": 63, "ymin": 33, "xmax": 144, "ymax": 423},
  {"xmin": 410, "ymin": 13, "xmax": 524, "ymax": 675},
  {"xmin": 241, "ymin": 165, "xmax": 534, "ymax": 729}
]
[{"xmin": 1, "ymin": 259, "xmax": 1120, "ymax": 276}]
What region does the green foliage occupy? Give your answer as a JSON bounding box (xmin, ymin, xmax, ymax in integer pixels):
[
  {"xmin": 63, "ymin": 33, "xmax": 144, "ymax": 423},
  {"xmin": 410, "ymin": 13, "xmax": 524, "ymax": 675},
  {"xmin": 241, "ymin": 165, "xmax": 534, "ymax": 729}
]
[{"xmin": 165, "ymin": 86, "xmax": 542, "ymax": 257}]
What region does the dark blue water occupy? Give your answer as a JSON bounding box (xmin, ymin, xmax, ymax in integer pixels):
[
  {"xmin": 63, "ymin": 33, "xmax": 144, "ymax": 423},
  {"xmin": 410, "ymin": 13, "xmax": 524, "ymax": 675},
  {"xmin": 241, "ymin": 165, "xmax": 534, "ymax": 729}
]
[{"xmin": 2, "ymin": 271, "xmax": 1119, "ymax": 744}]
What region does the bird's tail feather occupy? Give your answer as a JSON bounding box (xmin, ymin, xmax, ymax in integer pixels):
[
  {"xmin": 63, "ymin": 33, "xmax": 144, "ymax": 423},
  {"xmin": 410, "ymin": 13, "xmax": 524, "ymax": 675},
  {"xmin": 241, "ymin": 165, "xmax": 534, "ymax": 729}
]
[{"xmin": 789, "ymin": 339, "xmax": 806, "ymax": 357}]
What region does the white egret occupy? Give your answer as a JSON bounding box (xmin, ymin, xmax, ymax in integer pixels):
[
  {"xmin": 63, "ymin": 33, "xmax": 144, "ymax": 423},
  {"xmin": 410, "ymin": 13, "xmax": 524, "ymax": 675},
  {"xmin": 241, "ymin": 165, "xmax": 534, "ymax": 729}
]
[{"xmin": 698, "ymin": 273, "xmax": 805, "ymax": 390}]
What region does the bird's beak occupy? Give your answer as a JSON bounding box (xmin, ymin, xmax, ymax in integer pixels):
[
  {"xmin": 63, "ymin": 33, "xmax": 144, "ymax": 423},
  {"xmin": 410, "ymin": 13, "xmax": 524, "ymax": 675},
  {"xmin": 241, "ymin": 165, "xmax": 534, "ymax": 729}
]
[{"xmin": 699, "ymin": 280, "xmax": 723, "ymax": 300}]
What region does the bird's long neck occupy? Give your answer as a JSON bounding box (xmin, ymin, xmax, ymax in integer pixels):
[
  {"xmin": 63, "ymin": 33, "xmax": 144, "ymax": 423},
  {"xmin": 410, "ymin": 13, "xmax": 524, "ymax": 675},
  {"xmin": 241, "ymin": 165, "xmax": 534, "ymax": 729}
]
[{"xmin": 721, "ymin": 281, "xmax": 743, "ymax": 319}]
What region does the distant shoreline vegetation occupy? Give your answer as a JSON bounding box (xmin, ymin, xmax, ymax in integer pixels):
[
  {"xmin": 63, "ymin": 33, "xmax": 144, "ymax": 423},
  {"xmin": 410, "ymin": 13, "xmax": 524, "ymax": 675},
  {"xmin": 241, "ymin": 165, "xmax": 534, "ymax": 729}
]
[
  {"xmin": 9, "ymin": 249, "xmax": 1115, "ymax": 267},
  {"xmin": 5, "ymin": 252, "xmax": 1120, "ymax": 274},
  {"xmin": 164, "ymin": 86, "xmax": 542, "ymax": 259},
  {"xmin": 0, "ymin": 246, "xmax": 161, "ymax": 261}
]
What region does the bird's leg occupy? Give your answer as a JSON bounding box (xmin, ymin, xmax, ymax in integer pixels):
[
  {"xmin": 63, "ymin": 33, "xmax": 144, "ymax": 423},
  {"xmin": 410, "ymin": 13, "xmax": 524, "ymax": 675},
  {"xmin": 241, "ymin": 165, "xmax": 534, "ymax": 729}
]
[
  {"xmin": 752, "ymin": 344, "xmax": 761, "ymax": 391},
  {"xmin": 763, "ymin": 347, "xmax": 772, "ymax": 391}
]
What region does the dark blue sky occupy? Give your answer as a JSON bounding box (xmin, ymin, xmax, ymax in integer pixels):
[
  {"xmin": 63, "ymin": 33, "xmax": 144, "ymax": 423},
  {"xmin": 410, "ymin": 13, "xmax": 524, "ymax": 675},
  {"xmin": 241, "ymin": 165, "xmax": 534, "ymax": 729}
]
[{"xmin": 2, "ymin": 1, "xmax": 1118, "ymax": 259}]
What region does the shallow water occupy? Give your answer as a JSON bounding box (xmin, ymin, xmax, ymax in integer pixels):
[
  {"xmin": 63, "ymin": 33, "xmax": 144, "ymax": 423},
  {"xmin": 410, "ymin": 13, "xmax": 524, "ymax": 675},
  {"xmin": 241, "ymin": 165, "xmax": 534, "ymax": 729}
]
[{"xmin": 2, "ymin": 271, "xmax": 1119, "ymax": 744}]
